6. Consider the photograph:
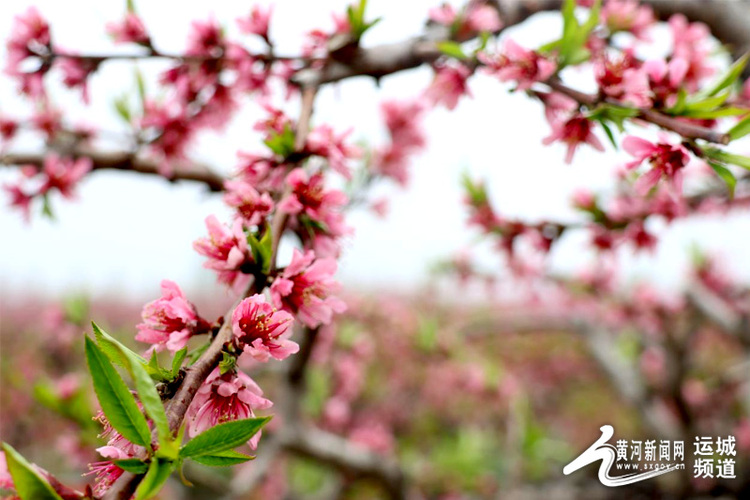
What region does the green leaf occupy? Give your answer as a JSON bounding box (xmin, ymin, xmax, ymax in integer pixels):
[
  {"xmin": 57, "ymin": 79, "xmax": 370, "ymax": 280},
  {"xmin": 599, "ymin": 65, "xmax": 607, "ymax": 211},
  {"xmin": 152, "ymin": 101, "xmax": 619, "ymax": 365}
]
[
  {"xmin": 114, "ymin": 458, "xmax": 150, "ymax": 474},
  {"xmin": 179, "ymin": 417, "xmax": 271, "ymax": 459},
  {"xmin": 683, "ymin": 92, "xmax": 730, "ymax": 111},
  {"xmin": 1, "ymin": 443, "xmax": 62, "ymax": 500},
  {"xmin": 345, "ymin": 0, "xmax": 377, "ymax": 38},
  {"xmin": 461, "ymin": 173, "xmax": 488, "ymax": 205},
  {"xmin": 669, "ymin": 88, "xmax": 688, "ymax": 115},
  {"xmin": 682, "ymin": 107, "xmax": 747, "ymax": 119},
  {"xmin": 264, "ymin": 124, "xmax": 296, "ymax": 157},
  {"xmin": 702, "ymin": 52, "xmax": 749, "ymax": 98},
  {"xmin": 171, "ymin": 347, "xmax": 188, "ymax": 377},
  {"xmin": 597, "ymin": 119, "xmax": 618, "ymax": 149},
  {"xmin": 114, "ymin": 95, "xmax": 131, "ymax": 123},
  {"xmin": 92, "ymin": 322, "xmax": 170, "ymax": 381},
  {"xmin": 728, "ymin": 115, "xmax": 750, "ymax": 141},
  {"xmin": 191, "ymin": 450, "xmax": 255, "ymax": 467},
  {"xmin": 556, "ymin": 0, "xmax": 600, "ymax": 67},
  {"xmin": 247, "ymin": 227, "xmax": 273, "ymax": 274},
  {"xmin": 218, "ymin": 352, "xmax": 237, "ymax": 375},
  {"xmin": 118, "ymin": 343, "xmax": 171, "ymax": 448},
  {"xmin": 85, "ymin": 336, "xmax": 152, "ymax": 448},
  {"xmin": 708, "ymin": 161, "xmax": 737, "ymax": 198},
  {"xmin": 437, "ymin": 41, "xmax": 466, "ymax": 60},
  {"xmin": 705, "ymin": 148, "xmax": 750, "ymax": 169},
  {"xmin": 135, "ymin": 68, "xmax": 146, "ymax": 108},
  {"xmin": 41, "ymin": 194, "xmax": 54, "ymax": 220},
  {"xmin": 92, "ymin": 322, "xmax": 146, "ymax": 370},
  {"xmin": 134, "ymin": 459, "xmax": 173, "ymax": 500}
]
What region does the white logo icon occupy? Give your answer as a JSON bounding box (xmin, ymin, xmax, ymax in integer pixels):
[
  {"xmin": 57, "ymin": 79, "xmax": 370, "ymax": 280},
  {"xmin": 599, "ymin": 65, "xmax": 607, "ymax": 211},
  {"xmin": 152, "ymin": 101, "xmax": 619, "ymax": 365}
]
[{"xmin": 563, "ymin": 425, "xmax": 679, "ymax": 486}]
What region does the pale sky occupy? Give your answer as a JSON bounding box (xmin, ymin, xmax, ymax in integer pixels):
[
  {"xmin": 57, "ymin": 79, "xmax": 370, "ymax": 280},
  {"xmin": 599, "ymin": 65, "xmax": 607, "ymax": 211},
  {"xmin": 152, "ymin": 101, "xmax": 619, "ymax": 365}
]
[{"xmin": 2, "ymin": 0, "xmax": 750, "ymax": 301}]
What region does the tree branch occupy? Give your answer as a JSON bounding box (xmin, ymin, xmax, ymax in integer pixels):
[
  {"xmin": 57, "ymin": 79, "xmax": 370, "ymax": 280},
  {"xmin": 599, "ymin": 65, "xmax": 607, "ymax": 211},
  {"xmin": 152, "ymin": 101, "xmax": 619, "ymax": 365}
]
[
  {"xmin": 1, "ymin": 151, "xmax": 225, "ymax": 192},
  {"xmin": 102, "ymin": 77, "xmax": 321, "ymax": 500},
  {"xmin": 546, "ymin": 79, "xmax": 732, "ymax": 145}
]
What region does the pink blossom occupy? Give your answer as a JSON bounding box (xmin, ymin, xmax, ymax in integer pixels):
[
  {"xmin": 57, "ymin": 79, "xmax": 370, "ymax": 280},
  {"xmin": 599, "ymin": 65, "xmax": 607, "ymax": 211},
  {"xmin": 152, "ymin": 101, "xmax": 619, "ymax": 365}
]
[
  {"xmin": 89, "ymin": 446, "xmax": 128, "ymax": 497},
  {"xmin": 237, "ymin": 5, "xmax": 272, "ymax": 40},
  {"xmin": 738, "ymin": 80, "xmax": 750, "ymax": 107},
  {"xmin": 601, "ymin": 0, "xmax": 655, "ymax": 40},
  {"xmin": 140, "ymin": 100, "xmax": 194, "ymax": 172},
  {"xmin": 465, "ymin": 5, "xmax": 503, "ymax": 33},
  {"xmin": 40, "ymin": 154, "xmax": 92, "ymax": 198},
  {"xmin": 669, "ymin": 14, "xmax": 714, "ymax": 91},
  {"xmin": 370, "ymin": 197, "xmax": 389, "ymax": 217},
  {"xmin": 235, "ymin": 152, "xmax": 284, "ymax": 190},
  {"xmin": 0, "ymin": 452, "xmax": 12, "ymax": 490},
  {"xmin": 5, "ymin": 7, "xmax": 51, "ymax": 79},
  {"xmin": 572, "ymin": 189, "xmax": 596, "ymax": 210},
  {"xmin": 31, "ymin": 107, "xmax": 61, "ymax": 139},
  {"xmin": 232, "ymin": 294, "xmax": 297, "ymax": 362},
  {"xmin": 106, "ymin": 13, "xmax": 150, "ymax": 45},
  {"xmin": 53, "ymin": 373, "xmax": 80, "ymax": 399},
  {"xmin": 543, "ymin": 115, "xmax": 604, "ymax": 163},
  {"xmin": 186, "ymin": 368, "xmax": 272, "ymax": 448},
  {"xmin": 428, "ymin": 4, "xmax": 457, "ymax": 25},
  {"xmin": 0, "ymin": 117, "xmax": 18, "ymax": 142},
  {"xmin": 381, "ymin": 99, "xmax": 426, "ymax": 150},
  {"xmin": 642, "ymin": 58, "xmax": 688, "ymax": 107},
  {"xmin": 424, "ymin": 63, "xmax": 472, "ymax": 110},
  {"xmin": 480, "ymin": 39, "xmax": 556, "ymax": 90},
  {"xmin": 682, "ymin": 379, "xmax": 709, "ymax": 409},
  {"xmin": 254, "ymin": 104, "xmax": 294, "ymax": 139},
  {"xmin": 349, "ymin": 420, "xmax": 395, "ymax": 454},
  {"xmin": 193, "ymin": 215, "xmax": 253, "ymax": 287},
  {"xmin": 429, "ymin": 4, "xmax": 501, "ymax": 34},
  {"xmin": 56, "ymin": 53, "xmax": 99, "ymax": 103},
  {"xmin": 538, "ymin": 91, "xmax": 577, "ymax": 124},
  {"xmin": 136, "ymin": 280, "xmax": 210, "ymax": 353},
  {"xmin": 196, "ymin": 83, "xmax": 240, "ymax": 130},
  {"xmin": 271, "ymin": 249, "xmax": 346, "ymax": 328},
  {"xmin": 89, "ymin": 412, "xmax": 145, "ymax": 496},
  {"xmin": 624, "ymin": 221, "xmax": 657, "ymax": 251},
  {"xmin": 372, "ymin": 99, "xmax": 426, "ymax": 185},
  {"xmin": 640, "ymin": 346, "xmax": 666, "ymax": 384},
  {"xmin": 373, "ymin": 146, "xmax": 410, "ymax": 185},
  {"xmin": 226, "ymin": 44, "xmax": 270, "ymax": 95},
  {"xmin": 331, "ymin": 12, "xmax": 352, "ymax": 35},
  {"xmin": 186, "ymin": 18, "xmax": 224, "ymax": 57},
  {"xmin": 623, "ymin": 135, "xmax": 690, "ymax": 194},
  {"xmin": 595, "ymin": 51, "xmax": 650, "ymax": 107},
  {"xmin": 3, "ymin": 183, "xmax": 33, "ymax": 220},
  {"xmin": 278, "ymin": 169, "xmax": 349, "ymax": 239},
  {"xmin": 306, "ymin": 124, "xmax": 361, "ymax": 178},
  {"xmin": 223, "ymin": 179, "xmax": 274, "ymax": 226}
]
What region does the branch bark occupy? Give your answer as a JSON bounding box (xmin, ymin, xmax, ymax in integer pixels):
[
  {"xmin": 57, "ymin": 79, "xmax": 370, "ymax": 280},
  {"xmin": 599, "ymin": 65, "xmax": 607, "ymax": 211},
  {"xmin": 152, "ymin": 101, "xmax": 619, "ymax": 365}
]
[
  {"xmin": 546, "ymin": 79, "xmax": 732, "ymax": 145},
  {"xmin": 1, "ymin": 151, "xmax": 225, "ymax": 192}
]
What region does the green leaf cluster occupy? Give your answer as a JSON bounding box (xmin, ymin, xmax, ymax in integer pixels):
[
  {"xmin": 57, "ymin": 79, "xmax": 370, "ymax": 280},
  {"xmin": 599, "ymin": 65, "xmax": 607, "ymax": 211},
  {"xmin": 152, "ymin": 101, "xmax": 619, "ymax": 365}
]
[{"xmin": 346, "ymin": 0, "xmax": 381, "ymax": 39}]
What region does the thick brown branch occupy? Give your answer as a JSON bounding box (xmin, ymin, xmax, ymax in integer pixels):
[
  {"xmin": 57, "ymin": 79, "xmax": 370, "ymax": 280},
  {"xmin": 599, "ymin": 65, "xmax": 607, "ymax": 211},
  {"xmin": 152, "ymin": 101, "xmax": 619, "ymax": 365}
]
[{"xmin": 1, "ymin": 151, "xmax": 225, "ymax": 192}]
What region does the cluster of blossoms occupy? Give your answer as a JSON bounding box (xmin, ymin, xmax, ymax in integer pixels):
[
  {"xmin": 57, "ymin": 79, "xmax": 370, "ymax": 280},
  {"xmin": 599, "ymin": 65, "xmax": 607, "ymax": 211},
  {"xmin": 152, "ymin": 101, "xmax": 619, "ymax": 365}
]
[
  {"xmin": 4, "ymin": 154, "xmax": 92, "ymax": 220},
  {"xmin": 135, "ymin": 280, "xmax": 213, "ymax": 353},
  {"xmin": 89, "ymin": 412, "xmax": 147, "ymax": 496},
  {"xmin": 372, "ymin": 99, "xmax": 428, "ymax": 186}
]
